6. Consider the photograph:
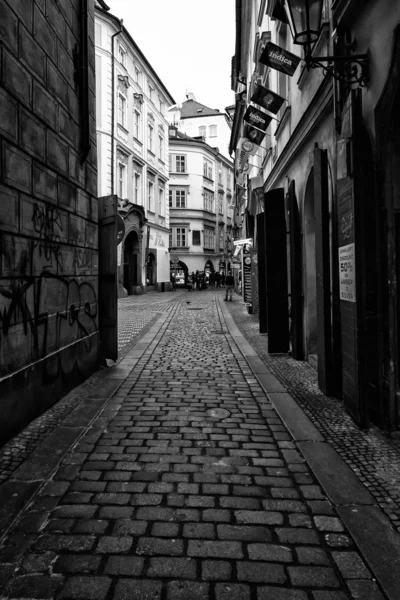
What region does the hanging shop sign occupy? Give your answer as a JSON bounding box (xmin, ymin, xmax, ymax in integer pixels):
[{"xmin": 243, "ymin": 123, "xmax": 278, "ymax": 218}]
[
  {"xmin": 244, "ymin": 124, "xmax": 266, "ymax": 147},
  {"xmin": 243, "ymin": 246, "xmax": 252, "ymax": 306},
  {"xmin": 339, "ymin": 243, "xmax": 356, "ymax": 302},
  {"xmin": 259, "ymin": 42, "xmax": 301, "ymax": 77},
  {"xmin": 233, "ymin": 238, "xmax": 253, "ymax": 247},
  {"xmin": 251, "ymin": 250, "xmax": 259, "ymax": 314},
  {"xmin": 250, "ymin": 85, "xmax": 285, "ymax": 114},
  {"xmin": 243, "ymin": 106, "xmax": 271, "ymax": 131}
]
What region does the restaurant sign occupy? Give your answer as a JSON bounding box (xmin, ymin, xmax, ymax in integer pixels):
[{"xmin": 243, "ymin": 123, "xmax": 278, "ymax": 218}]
[
  {"xmin": 259, "ymin": 42, "xmax": 301, "ymax": 77},
  {"xmin": 251, "ymin": 85, "xmax": 285, "ymax": 114},
  {"xmin": 243, "ymin": 106, "xmax": 271, "ymax": 131},
  {"xmin": 244, "ymin": 124, "xmax": 266, "ymax": 147}
]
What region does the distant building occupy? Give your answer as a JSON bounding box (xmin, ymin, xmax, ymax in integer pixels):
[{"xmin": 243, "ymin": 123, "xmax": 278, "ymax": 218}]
[
  {"xmin": 168, "ymin": 93, "xmax": 233, "ymax": 160},
  {"xmin": 95, "ymin": 3, "xmax": 175, "ymax": 294},
  {"xmin": 168, "ymin": 126, "xmax": 235, "ymax": 279}
]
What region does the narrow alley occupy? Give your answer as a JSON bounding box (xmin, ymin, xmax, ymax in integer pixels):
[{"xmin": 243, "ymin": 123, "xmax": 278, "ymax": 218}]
[{"xmin": 0, "ymin": 291, "xmax": 399, "ymax": 600}]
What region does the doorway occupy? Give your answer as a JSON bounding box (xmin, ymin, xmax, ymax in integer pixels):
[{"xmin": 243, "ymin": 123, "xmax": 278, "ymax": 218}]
[
  {"xmin": 123, "ymin": 230, "xmax": 139, "ymax": 295},
  {"xmin": 304, "ymin": 169, "xmax": 317, "ymax": 362},
  {"xmin": 147, "ymin": 252, "xmax": 156, "ymax": 286}
]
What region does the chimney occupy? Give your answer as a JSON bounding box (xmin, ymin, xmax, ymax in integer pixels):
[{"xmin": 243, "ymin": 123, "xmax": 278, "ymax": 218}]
[{"xmin": 186, "ymin": 92, "xmax": 196, "ymax": 101}]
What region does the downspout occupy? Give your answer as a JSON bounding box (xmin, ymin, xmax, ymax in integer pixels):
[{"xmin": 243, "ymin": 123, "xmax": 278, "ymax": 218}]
[{"xmin": 111, "ymin": 19, "xmax": 123, "ymax": 194}]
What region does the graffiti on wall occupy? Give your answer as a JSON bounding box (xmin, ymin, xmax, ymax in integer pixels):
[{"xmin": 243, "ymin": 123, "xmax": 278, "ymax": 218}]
[{"xmin": 32, "ymin": 204, "xmax": 64, "ymax": 270}]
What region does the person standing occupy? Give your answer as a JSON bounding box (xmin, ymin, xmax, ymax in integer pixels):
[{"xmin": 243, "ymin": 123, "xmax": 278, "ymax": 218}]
[
  {"xmin": 225, "ymin": 270, "xmax": 234, "ymax": 301},
  {"xmin": 170, "ymin": 272, "xmax": 176, "ymax": 291},
  {"xmin": 221, "ymin": 272, "xmax": 226, "ymax": 288}
]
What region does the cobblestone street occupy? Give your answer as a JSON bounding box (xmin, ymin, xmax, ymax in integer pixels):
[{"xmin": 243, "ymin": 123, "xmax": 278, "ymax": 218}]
[{"xmin": 0, "ymin": 290, "xmax": 399, "ymax": 599}]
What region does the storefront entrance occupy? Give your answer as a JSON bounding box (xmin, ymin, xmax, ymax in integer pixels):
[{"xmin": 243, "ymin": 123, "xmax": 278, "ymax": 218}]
[
  {"xmin": 147, "ymin": 252, "xmax": 156, "ymax": 285},
  {"xmin": 123, "ymin": 230, "xmax": 139, "ymax": 295}
]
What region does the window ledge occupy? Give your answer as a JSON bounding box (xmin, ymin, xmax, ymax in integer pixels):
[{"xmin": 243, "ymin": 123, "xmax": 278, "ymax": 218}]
[
  {"xmin": 203, "ymin": 175, "xmax": 214, "ymax": 183},
  {"xmin": 133, "ymin": 137, "xmax": 143, "ymax": 145},
  {"xmin": 203, "ymin": 247, "xmax": 215, "ymax": 252},
  {"xmin": 117, "ymin": 123, "xmax": 129, "ymax": 134},
  {"xmin": 148, "ymin": 149, "xmax": 156, "ymax": 157}
]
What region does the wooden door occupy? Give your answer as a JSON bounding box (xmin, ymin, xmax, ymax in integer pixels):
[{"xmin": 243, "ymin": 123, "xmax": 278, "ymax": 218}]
[
  {"xmin": 287, "ymin": 181, "xmax": 304, "ymax": 360},
  {"xmin": 98, "ymin": 195, "xmax": 118, "ymax": 361}
]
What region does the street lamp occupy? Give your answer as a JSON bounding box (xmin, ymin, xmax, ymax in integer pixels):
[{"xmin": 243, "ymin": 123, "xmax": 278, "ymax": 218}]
[{"xmin": 282, "ymin": 0, "xmax": 369, "ymax": 87}]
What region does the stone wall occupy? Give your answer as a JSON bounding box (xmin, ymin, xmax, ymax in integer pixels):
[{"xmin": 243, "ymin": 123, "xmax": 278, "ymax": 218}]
[{"xmin": 0, "ymin": 0, "xmax": 99, "ymax": 444}]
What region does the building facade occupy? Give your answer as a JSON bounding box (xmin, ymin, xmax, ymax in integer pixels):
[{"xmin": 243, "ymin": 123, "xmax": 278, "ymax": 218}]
[
  {"xmin": 230, "ymin": 0, "xmax": 400, "ymax": 431},
  {"xmin": 168, "ymin": 94, "xmax": 233, "ymax": 160},
  {"xmin": 0, "ymin": 0, "xmax": 99, "ymax": 443},
  {"xmin": 169, "ymin": 127, "xmax": 235, "ymax": 279},
  {"xmin": 95, "ymin": 3, "xmax": 175, "ymax": 295}
]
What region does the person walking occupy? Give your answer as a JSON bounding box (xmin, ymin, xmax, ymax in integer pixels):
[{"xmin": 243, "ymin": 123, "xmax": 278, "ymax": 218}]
[
  {"xmin": 191, "ymin": 271, "xmax": 196, "ymax": 291},
  {"xmin": 224, "ymin": 270, "xmax": 235, "ymax": 301},
  {"xmin": 215, "ymin": 272, "xmax": 221, "ymax": 288},
  {"xmin": 170, "ymin": 272, "xmax": 176, "ymax": 291},
  {"xmin": 221, "ymin": 272, "xmax": 226, "ymax": 288}
]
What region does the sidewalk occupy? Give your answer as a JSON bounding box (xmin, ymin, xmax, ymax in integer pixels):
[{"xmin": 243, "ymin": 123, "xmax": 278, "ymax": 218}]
[{"xmin": 0, "ymin": 290, "xmax": 398, "ymax": 599}]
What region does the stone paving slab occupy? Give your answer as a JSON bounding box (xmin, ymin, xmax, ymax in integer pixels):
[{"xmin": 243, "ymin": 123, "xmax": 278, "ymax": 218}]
[{"xmin": 0, "ymin": 291, "xmax": 392, "ymax": 599}]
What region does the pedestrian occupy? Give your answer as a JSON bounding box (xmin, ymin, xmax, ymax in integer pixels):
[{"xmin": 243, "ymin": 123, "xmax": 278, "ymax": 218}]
[
  {"xmin": 191, "ymin": 271, "xmax": 196, "ymax": 290},
  {"xmin": 185, "ymin": 272, "xmax": 192, "ymax": 291},
  {"xmin": 221, "ymin": 272, "xmax": 226, "ymax": 288},
  {"xmin": 224, "ymin": 270, "xmax": 234, "ymax": 301},
  {"xmin": 170, "ymin": 272, "xmax": 176, "ymax": 291},
  {"xmin": 215, "ymin": 272, "xmax": 221, "ymax": 288},
  {"xmin": 195, "ymin": 270, "xmax": 202, "ymax": 290},
  {"xmin": 209, "ymin": 272, "xmax": 215, "ymax": 288}
]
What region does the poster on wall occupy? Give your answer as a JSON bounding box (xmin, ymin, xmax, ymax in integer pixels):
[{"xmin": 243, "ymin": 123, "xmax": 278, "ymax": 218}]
[
  {"xmin": 339, "ymin": 243, "xmax": 356, "ymax": 302},
  {"xmin": 243, "ymin": 246, "xmax": 252, "ymax": 307},
  {"xmin": 251, "ymin": 250, "xmax": 259, "ymax": 314}
]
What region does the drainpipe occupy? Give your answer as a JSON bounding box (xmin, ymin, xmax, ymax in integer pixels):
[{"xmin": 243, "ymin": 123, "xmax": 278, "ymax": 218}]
[{"xmin": 111, "ymin": 19, "xmax": 123, "ymax": 195}]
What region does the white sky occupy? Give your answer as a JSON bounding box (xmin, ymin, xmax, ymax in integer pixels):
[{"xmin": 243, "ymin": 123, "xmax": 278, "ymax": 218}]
[{"xmin": 106, "ymin": 0, "xmax": 236, "ymax": 111}]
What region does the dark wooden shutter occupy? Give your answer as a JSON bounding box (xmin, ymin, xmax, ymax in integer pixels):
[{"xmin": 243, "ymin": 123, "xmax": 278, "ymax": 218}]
[
  {"xmin": 314, "ymin": 146, "xmax": 334, "ymax": 394},
  {"xmin": 287, "ymin": 181, "xmax": 304, "ymax": 359},
  {"xmin": 264, "ymin": 188, "xmax": 289, "ymax": 353},
  {"xmin": 98, "ymin": 195, "xmax": 118, "ymax": 361},
  {"xmin": 257, "ymin": 212, "xmax": 267, "ymax": 333}
]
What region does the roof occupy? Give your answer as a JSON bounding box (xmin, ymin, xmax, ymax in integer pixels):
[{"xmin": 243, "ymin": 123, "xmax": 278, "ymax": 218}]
[
  {"xmin": 180, "ymin": 99, "xmax": 221, "ymax": 119},
  {"xmin": 169, "ymin": 128, "xmax": 234, "ymax": 167}
]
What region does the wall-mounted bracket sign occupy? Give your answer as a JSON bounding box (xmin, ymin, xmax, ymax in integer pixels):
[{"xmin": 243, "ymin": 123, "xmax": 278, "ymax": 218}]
[
  {"xmin": 243, "ymin": 106, "xmax": 272, "ymax": 131},
  {"xmin": 243, "ymin": 124, "xmax": 266, "ymax": 147},
  {"xmin": 251, "ymin": 85, "xmax": 285, "ymax": 114},
  {"xmin": 259, "ymin": 42, "xmax": 301, "ymax": 77}
]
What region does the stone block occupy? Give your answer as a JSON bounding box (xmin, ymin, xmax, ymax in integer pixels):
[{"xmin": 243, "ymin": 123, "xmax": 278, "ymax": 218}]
[
  {"xmin": 33, "ymin": 162, "xmax": 57, "ymax": 203},
  {"xmin": 34, "ymin": 4, "xmax": 56, "ymax": 57},
  {"xmin": 76, "ymin": 189, "xmax": 90, "ymax": 218},
  {"xmin": 20, "ymin": 28, "xmax": 46, "ymax": 82},
  {"xmin": 0, "ymin": 88, "xmax": 18, "ymax": 142},
  {"xmin": 3, "ymin": 49, "xmax": 32, "ymax": 107},
  {"xmin": 47, "ymin": 61, "xmax": 68, "ymax": 108},
  {"xmin": 33, "ymin": 83, "xmax": 57, "ymax": 130},
  {"xmin": 74, "ymin": 248, "xmax": 92, "ymax": 275},
  {"xmin": 0, "ymin": 185, "xmax": 19, "ymax": 232},
  {"xmin": 91, "ymin": 251, "xmax": 98, "ymax": 275},
  {"xmin": 0, "ymin": 0, "xmax": 19, "ymax": 54},
  {"xmin": 69, "ymin": 150, "xmax": 85, "ymax": 186},
  {"xmin": 59, "ymin": 108, "xmax": 77, "ymax": 145},
  {"xmin": 20, "ymin": 108, "xmax": 46, "ymax": 160},
  {"xmin": 46, "ymin": 0, "xmax": 66, "ymax": 44},
  {"xmin": 58, "ymin": 42, "xmax": 74, "ymax": 83},
  {"xmin": 3, "ymin": 143, "xmax": 32, "ymax": 193},
  {"xmin": 86, "ymin": 222, "xmax": 97, "ymax": 248},
  {"xmin": 58, "ymin": 177, "xmax": 76, "ymax": 211},
  {"xmin": 86, "ymin": 165, "xmax": 97, "ymax": 199},
  {"xmin": 47, "ymin": 130, "xmax": 68, "ymax": 174},
  {"xmin": 9, "ymin": 0, "xmax": 33, "ymax": 32},
  {"xmin": 69, "ymin": 215, "xmax": 86, "ymax": 245}
]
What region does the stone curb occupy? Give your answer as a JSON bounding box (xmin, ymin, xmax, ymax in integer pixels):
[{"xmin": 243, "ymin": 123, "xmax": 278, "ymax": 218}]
[{"xmin": 218, "ymin": 296, "xmax": 400, "ymax": 600}]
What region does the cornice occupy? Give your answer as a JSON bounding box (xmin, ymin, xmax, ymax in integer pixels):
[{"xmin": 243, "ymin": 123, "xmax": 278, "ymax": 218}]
[{"xmin": 264, "ymin": 77, "xmax": 333, "ymax": 190}]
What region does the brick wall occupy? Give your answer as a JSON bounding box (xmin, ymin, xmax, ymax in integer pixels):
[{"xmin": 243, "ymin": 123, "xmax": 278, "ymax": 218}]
[{"xmin": 0, "ymin": 0, "xmax": 99, "ymax": 444}]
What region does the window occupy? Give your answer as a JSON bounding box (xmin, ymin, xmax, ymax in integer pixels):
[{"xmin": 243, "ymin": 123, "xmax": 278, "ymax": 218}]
[
  {"xmin": 118, "ymin": 93, "xmax": 126, "ymax": 127},
  {"xmin": 133, "ymin": 167, "xmax": 141, "ymax": 205},
  {"xmin": 204, "ymin": 228, "xmax": 215, "ymax": 249},
  {"xmin": 159, "ymin": 135, "xmax": 164, "ymax": 160},
  {"xmin": 204, "ymin": 190, "xmax": 214, "ymax": 212},
  {"xmin": 169, "ymin": 188, "xmax": 187, "ymax": 208},
  {"xmin": 118, "ymin": 162, "xmax": 126, "ymax": 198},
  {"xmin": 209, "ymin": 125, "xmax": 217, "ymax": 137},
  {"xmin": 148, "ymin": 124, "xmax": 154, "ymax": 152},
  {"xmin": 203, "ymin": 159, "xmax": 213, "ymax": 180},
  {"xmin": 218, "ymin": 169, "xmax": 223, "ymax": 185},
  {"xmin": 159, "ymin": 97, "xmax": 164, "ymax": 115},
  {"xmin": 227, "ymin": 171, "xmax": 232, "ymax": 189},
  {"xmin": 199, "ymin": 126, "xmax": 206, "ymax": 138},
  {"xmin": 192, "ymin": 230, "xmax": 201, "ymax": 245},
  {"xmin": 148, "ymin": 82, "xmax": 154, "ymax": 102},
  {"xmin": 170, "ymin": 227, "xmax": 188, "ymax": 247},
  {"xmin": 118, "ymin": 45, "xmax": 126, "ymax": 66},
  {"xmin": 148, "ymin": 180, "xmax": 154, "ymax": 211},
  {"xmin": 219, "ymin": 230, "xmax": 224, "ymax": 250},
  {"xmin": 134, "ymin": 65, "xmax": 141, "ymax": 86},
  {"xmin": 158, "ymin": 187, "xmax": 164, "ymax": 215},
  {"xmin": 170, "ymin": 154, "xmax": 187, "ymax": 173},
  {"xmin": 218, "ymin": 193, "xmax": 223, "ymax": 214},
  {"xmin": 134, "ymin": 109, "xmax": 141, "ymax": 140}
]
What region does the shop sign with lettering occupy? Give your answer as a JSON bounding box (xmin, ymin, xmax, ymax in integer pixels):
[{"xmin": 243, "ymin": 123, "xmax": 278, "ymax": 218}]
[
  {"xmin": 243, "ymin": 106, "xmax": 271, "ymax": 132},
  {"xmin": 259, "ymin": 42, "xmax": 301, "ymax": 77},
  {"xmin": 339, "ymin": 243, "xmax": 356, "ymax": 302},
  {"xmin": 251, "ymin": 85, "xmax": 285, "ymax": 114}
]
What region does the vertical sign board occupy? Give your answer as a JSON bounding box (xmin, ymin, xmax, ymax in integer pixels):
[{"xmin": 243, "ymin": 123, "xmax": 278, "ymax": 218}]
[
  {"xmin": 251, "ymin": 250, "xmax": 259, "ymax": 314},
  {"xmin": 98, "ymin": 195, "xmax": 118, "ymax": 361},
  {"xmin": 264, "ymin": 189, "xmax": 289, "ymax": 353},
  {"xmin": 243, "ymin": 245, "xmax": 252, "ymax": 308},
  {"xmin": 257, "ymin": 213, "xmax": 268, "ymax": 333}
]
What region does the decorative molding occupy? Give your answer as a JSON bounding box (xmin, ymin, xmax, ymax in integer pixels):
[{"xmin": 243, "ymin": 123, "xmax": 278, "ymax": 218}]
[
  {"xmin": 148, "ymin": 111, "xmax": 155, "ymax": 123},
  {"xmin": 116, "ymin": 148, "xmax": 129, "ymax": 164},
  {"xmin": 117, "ymin": 75, "xmax": 130, "ymax": 90},
  {"xmin": 158, "ymin": 124, "xmax": 165, "ymax": 134},
  {"xmin": 133, "ymin": 93, "xmax": 144, "ymax": 108}
]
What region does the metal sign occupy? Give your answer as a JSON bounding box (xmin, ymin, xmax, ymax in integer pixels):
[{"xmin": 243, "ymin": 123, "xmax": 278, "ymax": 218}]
[
  {"xmin": 233, "ymin": 238, "xmax": 253, "ymax": 246},
  {"xmin": 244, "ymin": 124, "xmax": 266, "ymax": 146},
  {"xmin": 251, "ymin": 85, "xmax": 285, "ymax": 114},
  {"xmin": 243, "ymin": 106, "xmax": 272, "ymax": 131},
  {"xmin": 259, "ymin": 42, "xmax": 301, "ymax": 77},
  {"xmin": 339, "ymin": 243, "xmax": 356, "ymax": 302}
]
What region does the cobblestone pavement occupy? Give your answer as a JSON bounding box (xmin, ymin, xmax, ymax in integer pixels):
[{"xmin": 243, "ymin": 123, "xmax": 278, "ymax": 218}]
[
  {"xmin": 0, "ymin": 291, "xmax": 388, "ymax": 599},
  {"xmin": 0, "ymin": 291, "xmax": 185, "ymax": 486},
  {"xmin": 224, "ymin": 291, "xmax": 400, "ymax": 533}
]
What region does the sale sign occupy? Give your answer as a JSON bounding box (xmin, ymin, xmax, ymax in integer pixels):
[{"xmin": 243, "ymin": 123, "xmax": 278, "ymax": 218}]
[
  {"xmin": 259, "ymin": 42, "xmax": 301, "ymax": 77},
  {"xmin": 251, "ymin": 85, "xmax": 285, "ymax": 115}
]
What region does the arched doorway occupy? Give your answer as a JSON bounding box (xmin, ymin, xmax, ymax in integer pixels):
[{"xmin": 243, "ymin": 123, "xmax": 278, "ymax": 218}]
[
  {"xmin": 204, "ymin": 260, "xmax": 214, "ymax": 275},
  {"xmin": 170, "ymin": 260, "xmax": 188, "ymax": 287},
  {"xmin": 147, "ymin": 252, "xmax": 156, "ymax": 285},
  {"xmin": 123, "ymin": 230, "xmax": 139, "ymax": 295},
  {"xmin": 304, "ymin": 169, "xmax": 317, "ymax": 361}
]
